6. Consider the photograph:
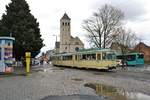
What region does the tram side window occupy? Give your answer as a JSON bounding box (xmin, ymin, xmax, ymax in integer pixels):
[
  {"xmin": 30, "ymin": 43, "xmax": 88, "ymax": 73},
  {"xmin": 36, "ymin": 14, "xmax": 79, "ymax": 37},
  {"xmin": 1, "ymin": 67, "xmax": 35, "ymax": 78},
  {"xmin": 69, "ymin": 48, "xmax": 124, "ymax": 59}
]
[
  {"xmin": 56, "ymin": 57, "xmax": 59, "ymax": 61},
  {"xmin": 102, "ymin": 53, "xmax": 106, "ymax": 60},
  {"xmin": 81, "ymin": 54, "xmax": 96, "ymax": 60},
  {"xmin": 69, "ymin": 56, "xmax": 72, "ymax": 60},
  {"xmin": 54, "ymin": 56, "xmax": 61, "ymax": 61},
  {"xmin": 62, "ymin": 55, "xmax": 72, "ymax": 60},
  {"xmin": 59, "ymin": 56, "xmax": 61, "ymax": 60},
  {"xmin": 87, "ymin": 54, "xmax": 96, "ymax": 60},
  {"xmin": 75, "ymin": 55, "xmax": 78, "ymax": 60},
  {"xmin": 52, "ymin": 56, "xmax": 56, "ymax": 60},
  {"xmin": 79, "ymin": 55, "xmax": 82, "ymax": 60},
  {"xmin": 97, "ymin": 54, "xmax": 101, "ymax": 60},
  {"xmin": 82, "ymin": 54, "xmax": 86, "ymax": 60},
  {"xmin": 106, "ymin": 53, "xmax": 113, "ymax": 60},
  {"xmin": 62, "ymin": 56, "xmax": 66, "ymax": 60}
]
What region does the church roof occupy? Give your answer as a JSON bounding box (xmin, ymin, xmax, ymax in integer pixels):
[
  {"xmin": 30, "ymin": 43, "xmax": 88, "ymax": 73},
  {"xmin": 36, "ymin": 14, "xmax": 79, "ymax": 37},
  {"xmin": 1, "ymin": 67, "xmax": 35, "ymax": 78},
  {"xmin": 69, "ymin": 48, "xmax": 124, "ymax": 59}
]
[
  {"xmin": 61, "ymin": 13, "xmax": 70, "ymax": 20},
  {"xmin": 69, "ymin": 36, "xmax": 84, "ymax": 45}
]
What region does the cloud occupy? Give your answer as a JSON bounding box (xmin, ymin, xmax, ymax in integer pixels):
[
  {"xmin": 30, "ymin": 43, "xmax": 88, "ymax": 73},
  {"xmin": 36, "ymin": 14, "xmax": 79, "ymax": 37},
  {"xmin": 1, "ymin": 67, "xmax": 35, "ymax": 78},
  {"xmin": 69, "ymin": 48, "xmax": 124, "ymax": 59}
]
[
  {"xmin": 0, "ymin": 0, "xmax": 11, "ymax": 18},
  {"xmin": 90, "ymin": 0, "xmax": 148, "ymax": 22},
  {"xmin": 1, "ymin": 0, "xmax": 150, "ymax": 51}
]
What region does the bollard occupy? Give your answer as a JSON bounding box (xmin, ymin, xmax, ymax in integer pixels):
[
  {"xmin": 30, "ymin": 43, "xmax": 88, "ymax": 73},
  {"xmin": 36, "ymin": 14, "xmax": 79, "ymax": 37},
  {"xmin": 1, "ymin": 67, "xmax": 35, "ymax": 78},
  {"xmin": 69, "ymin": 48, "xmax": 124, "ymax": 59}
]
[{"xmin": 25, "ymin": 52, "xmax": 31, "ymax": 75}]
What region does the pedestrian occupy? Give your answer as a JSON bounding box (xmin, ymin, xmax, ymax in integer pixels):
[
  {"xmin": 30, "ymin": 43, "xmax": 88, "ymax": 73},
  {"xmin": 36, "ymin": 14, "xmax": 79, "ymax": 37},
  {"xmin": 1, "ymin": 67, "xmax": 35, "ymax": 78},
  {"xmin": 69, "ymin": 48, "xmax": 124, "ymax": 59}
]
[
  {"xmin": 121, "ymin": 59, "xmax": 127, "ymax": 70},
  {"xmin": 40, "ymin": 58, "xmax": 43, "ymax": 66}
]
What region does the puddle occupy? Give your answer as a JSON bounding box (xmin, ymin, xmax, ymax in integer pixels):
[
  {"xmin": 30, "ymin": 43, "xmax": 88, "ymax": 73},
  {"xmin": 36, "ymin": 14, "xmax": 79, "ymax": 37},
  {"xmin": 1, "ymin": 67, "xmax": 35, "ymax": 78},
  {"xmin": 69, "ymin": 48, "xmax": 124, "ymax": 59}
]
[
  {"xmin": 71, "ymin": 78, "xmax": 83, "ymax": 81},
  {"xmin": 84, "ymin": 83, "xmax": 150, "ymax": 100}
]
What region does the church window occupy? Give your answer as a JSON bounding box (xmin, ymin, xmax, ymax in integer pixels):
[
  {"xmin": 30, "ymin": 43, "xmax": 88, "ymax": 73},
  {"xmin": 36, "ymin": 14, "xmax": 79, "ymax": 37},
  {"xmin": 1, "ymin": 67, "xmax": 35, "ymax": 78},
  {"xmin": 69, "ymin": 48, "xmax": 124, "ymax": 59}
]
[
  {"xmin": 65, "ymin": 22, "xmax": 67, "ymax": 26},
  {"xmin": 65, "ymin": 47, "xmax": 67, "ymax": 49},
  {"xmin": 75, "ymin": 42, "xmax": 79, "ymax": 45},
  {"xmin": 62, "ymin": 22, "xmax": 64, "ymax": 26},
  {"xmin": 68, "ymin": 23, "xmax": 70, "ymax": 26}
]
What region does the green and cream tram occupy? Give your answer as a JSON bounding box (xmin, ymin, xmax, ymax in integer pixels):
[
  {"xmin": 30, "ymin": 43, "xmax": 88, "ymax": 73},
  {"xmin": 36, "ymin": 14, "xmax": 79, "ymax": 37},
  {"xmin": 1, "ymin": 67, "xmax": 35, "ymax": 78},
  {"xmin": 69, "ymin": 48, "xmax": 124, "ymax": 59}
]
[{"xmin": 52, "ymin": 49, "xmax": 118, "ymax": 70}]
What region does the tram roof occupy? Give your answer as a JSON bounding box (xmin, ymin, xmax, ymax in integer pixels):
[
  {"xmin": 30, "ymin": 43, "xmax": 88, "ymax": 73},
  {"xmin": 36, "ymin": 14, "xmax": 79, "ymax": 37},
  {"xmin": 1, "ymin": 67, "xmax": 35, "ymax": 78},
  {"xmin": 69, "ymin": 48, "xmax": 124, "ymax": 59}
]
[
  {"xmin": 53, "ymin": 48, "xmax": 115, "ymax": 56},
  {"xmin": 116, "ymin": 52, "xmax": 143, "ymax": 56}
]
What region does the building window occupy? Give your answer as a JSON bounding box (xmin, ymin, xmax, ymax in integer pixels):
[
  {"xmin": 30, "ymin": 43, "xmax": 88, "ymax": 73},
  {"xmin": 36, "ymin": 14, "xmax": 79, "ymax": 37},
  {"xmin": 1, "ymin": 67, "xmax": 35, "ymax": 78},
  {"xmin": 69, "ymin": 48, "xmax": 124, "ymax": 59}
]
[
  {"xmin": 68, "ymin": 23, "xmax": 70, "ymax": 26},
  {"xmin": 0, "ymin": 48, "xmax": 1, "ymax": 60},
  {"xmin": 65, "ymin": 47, "xmax": 67, "ymax": 49},
  {"xmin": 8, "ymin": 42, "xmax": 11, "ymax": 46}
]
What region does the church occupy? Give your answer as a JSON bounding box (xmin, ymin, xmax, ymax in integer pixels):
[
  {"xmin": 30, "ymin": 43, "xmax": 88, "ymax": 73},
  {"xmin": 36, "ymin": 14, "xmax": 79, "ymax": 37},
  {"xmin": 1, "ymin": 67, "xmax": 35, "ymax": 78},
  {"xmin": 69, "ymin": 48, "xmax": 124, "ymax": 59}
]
[{"xmin": 56, "ymin": 13, "xmax": 84, "ymax": 53}]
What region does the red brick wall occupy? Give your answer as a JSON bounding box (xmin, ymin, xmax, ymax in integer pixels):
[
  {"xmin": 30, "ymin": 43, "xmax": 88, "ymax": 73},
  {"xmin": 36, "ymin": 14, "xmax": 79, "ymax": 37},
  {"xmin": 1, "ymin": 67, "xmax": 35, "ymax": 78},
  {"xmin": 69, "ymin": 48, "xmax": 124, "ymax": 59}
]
[{"xmin": 134, "ymin": 43, "xmax": 150, "ymax": 62}]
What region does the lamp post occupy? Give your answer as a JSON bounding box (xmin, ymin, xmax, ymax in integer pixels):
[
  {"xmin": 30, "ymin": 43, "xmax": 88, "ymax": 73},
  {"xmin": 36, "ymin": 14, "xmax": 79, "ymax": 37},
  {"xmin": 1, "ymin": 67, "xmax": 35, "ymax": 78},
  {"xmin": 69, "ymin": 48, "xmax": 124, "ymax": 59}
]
[
  {"xmin": 53, "ymin": 35, "xmax": 57, "ymax": 42},
  {"xmin": 53, "ymin": 35, "xmax": 58, "ymax": 53}
]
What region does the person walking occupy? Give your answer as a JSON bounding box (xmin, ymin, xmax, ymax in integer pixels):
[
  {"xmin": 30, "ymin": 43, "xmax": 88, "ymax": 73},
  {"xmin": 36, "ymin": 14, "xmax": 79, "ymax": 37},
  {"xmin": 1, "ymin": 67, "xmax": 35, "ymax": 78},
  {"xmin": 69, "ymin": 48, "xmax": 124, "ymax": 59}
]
[{"xmin": 121, "ymin": 59, "xmax": 127, "ymax": 70}]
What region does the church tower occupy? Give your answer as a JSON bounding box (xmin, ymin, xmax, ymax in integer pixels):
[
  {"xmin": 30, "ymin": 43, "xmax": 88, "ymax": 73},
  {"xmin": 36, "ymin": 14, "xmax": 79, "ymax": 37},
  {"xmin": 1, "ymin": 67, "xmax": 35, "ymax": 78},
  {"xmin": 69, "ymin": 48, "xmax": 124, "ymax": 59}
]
[
  {"xmin": 59, "ymin": 13, "xmax": 84, "ymax": 53},
  {"xmin": 60, "ymin": 13, "xmax": 71, "ymax": 53}
]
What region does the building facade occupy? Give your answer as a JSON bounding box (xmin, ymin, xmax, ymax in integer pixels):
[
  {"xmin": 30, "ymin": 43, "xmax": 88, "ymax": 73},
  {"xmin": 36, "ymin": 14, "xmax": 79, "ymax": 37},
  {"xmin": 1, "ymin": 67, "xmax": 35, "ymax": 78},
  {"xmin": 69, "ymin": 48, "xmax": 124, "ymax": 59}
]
[
  {"xmin": 133, "ymin": 42, "xmax": 150, "ymax": 62},
  {"xmin": 59, "ymin": 13, "xmax": 84, "ymax": 53}
]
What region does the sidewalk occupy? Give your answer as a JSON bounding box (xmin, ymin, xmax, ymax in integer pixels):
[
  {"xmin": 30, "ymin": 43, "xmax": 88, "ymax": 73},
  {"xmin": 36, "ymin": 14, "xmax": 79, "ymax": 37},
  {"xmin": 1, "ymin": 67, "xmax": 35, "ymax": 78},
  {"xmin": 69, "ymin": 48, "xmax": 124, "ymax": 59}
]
[{"xmin": 0, "ymin": 64, "xmax": 50, "ymax": 77}]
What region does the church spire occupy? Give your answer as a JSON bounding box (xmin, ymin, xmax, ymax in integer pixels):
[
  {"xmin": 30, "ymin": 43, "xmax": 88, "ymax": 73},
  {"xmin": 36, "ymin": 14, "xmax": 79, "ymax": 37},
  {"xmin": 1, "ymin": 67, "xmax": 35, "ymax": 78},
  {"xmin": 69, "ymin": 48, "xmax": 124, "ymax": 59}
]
[{"xmin": 61, "ymin": 13, "xmax": 70, "ymax": 20}]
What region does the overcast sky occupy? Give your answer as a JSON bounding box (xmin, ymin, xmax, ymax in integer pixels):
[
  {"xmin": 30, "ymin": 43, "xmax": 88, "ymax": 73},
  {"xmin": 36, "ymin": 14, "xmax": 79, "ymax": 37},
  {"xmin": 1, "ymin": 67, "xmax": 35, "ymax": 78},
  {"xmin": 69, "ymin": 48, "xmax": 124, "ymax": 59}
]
[{"xmin": 1, "ymin": 0, "xmax": 150, "ymax": 52}]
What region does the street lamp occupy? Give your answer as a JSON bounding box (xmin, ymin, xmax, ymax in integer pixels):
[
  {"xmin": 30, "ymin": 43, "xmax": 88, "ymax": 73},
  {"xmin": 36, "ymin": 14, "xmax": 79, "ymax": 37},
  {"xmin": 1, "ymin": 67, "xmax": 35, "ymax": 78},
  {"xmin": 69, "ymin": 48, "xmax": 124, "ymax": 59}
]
[
  {"xmin": 53, "ymin": 34, "xmax": 57, "ymax": 42},
  {"xmin": 53, "ymin": 35, "xmax": 58, "ymax": 53}
]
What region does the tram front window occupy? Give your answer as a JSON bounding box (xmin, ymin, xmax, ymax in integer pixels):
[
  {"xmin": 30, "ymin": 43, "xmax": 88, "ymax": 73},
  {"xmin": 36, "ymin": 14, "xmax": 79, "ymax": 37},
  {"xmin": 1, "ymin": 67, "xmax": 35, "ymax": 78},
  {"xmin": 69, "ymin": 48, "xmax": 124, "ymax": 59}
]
[
  {"xmin": 127, "ymin": 55, "xmax": 136, "ymax": 61},
  {"xmin": 138, "ymin": 54, "xmax": 144, "ymax": 59}
]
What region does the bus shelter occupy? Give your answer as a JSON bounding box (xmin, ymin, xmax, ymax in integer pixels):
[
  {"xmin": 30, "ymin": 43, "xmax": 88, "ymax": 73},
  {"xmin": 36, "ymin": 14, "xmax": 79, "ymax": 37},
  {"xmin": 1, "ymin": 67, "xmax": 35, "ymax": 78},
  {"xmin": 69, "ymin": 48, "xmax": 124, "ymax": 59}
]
[{"xmin": 0, "ymin": 37, "xmax": 15, "ymax": 73}]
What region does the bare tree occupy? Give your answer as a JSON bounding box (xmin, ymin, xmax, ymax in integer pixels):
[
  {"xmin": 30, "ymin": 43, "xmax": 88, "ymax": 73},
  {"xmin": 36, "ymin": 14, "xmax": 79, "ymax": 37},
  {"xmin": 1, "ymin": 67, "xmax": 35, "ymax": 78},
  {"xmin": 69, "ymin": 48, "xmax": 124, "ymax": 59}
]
[
  {"xmin": 82, "ymin": 4, "xmax": 124, "ymax": 48},
  {"xmin": 112, "ymin": 27, "xmax": 138, "ymax": 54}
]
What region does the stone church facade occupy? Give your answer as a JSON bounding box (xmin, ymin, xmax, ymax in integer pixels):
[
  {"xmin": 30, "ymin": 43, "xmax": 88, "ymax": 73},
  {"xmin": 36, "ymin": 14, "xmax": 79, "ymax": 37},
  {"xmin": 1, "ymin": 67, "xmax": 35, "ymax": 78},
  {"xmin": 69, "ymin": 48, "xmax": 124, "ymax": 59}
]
[{"xmin": 59, "ymin": 13, "xmax": 84, "ymax": 53}]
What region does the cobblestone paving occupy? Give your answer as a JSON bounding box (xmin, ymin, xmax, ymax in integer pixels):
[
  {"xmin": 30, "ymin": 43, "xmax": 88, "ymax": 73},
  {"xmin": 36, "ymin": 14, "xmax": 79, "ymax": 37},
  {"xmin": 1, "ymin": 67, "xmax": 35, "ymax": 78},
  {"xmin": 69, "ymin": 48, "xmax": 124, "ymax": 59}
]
[
  {"xmin": 0, "ymin": 64, "xmax": 150, "ymax": 100},
  {"xmin": 0, "ymin": 65, "xmax": 97, "ymax": 100}
]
